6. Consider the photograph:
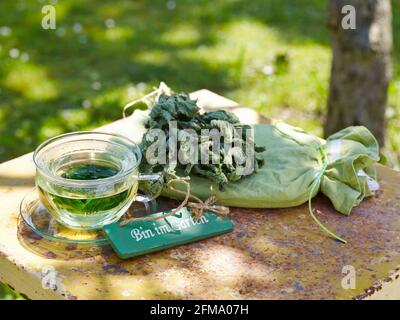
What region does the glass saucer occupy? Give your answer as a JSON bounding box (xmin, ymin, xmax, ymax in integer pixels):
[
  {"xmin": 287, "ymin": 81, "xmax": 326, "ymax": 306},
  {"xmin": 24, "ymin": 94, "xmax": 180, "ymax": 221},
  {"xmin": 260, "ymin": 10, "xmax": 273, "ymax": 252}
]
[{"xmin": 19, "ymin": 187, "xmax": 157, "ymax": 248}]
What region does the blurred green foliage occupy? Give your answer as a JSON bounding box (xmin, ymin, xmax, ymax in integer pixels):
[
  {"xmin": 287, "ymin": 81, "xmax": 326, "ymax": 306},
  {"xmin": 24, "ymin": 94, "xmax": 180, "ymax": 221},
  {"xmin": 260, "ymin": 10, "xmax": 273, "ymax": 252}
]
[
  {"xmin": 0, "ymin": 283, "xmax": 22, "ymax": 300},
  {"xmin": 0, "ymin": 0, "xmax": 399, "ymax": 299}
]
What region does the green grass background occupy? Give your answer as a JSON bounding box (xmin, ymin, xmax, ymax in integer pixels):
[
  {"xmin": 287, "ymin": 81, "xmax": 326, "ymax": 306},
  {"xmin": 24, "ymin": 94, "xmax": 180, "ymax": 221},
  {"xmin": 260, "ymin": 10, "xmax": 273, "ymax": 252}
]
[{"xmin": 0, "ymin": 0, "xmax": 399, "ymax": 299}]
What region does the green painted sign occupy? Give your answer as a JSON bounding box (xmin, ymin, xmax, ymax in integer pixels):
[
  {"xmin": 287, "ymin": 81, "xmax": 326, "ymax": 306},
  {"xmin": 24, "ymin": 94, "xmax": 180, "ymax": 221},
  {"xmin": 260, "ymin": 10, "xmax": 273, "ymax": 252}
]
[{"xmin": 103, "ymin": 208, "xmax": 234, "ymax": 259}]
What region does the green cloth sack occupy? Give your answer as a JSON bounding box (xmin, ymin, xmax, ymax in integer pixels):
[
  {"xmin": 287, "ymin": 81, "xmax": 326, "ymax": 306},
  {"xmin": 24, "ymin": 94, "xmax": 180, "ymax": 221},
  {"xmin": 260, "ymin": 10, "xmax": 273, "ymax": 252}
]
[
  {"xmin": 160, "ymin": 121, "xmax": 380, "ymax": 216},
  {"xmin": 127, "ymin": 110, "xmax": 380, "ymax": 216}
]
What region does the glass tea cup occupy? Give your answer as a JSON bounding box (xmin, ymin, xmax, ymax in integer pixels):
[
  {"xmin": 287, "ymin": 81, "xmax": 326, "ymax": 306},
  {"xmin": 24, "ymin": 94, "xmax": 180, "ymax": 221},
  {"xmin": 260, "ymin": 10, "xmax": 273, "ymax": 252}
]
[{"xmin": 33, "ymin": 132, "xmax": 162, "ymax": 230}]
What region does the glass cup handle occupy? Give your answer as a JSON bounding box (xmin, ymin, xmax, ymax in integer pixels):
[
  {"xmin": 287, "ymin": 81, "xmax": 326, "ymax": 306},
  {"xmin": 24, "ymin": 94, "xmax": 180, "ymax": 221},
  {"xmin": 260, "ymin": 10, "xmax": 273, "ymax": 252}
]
[{"xmin": 135, "ymin": 172, "xmax": 163, "ymax": 203}]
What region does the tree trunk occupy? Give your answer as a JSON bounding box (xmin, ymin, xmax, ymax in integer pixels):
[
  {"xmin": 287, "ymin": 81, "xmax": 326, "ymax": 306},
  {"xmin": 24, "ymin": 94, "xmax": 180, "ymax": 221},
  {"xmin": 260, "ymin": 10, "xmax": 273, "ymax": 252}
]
[{"xmin": 325, "ymin": 0, "xmax": 392, "ymax": 146}]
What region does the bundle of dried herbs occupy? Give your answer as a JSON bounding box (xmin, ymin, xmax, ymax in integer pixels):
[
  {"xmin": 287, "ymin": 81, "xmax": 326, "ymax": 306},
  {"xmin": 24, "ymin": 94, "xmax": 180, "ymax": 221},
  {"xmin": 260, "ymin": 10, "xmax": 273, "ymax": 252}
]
[{"xmin": 139, "ymin": 93, "xmax": 265, "ymax": 190}]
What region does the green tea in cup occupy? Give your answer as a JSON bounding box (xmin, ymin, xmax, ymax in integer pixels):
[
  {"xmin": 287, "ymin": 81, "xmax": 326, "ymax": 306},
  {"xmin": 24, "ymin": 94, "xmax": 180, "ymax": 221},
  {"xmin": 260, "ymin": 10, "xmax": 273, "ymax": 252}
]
[{"xmin": 34, "ymin": 132, "xmax": 160, "ymax": 230}]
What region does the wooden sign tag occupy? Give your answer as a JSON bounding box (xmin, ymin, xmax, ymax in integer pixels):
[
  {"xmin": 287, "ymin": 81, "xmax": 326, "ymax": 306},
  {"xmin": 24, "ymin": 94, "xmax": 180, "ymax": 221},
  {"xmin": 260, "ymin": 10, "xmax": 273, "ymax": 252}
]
[{"xmin": 103, "ymin": 208, "xmax": 234, "ymax": 259}]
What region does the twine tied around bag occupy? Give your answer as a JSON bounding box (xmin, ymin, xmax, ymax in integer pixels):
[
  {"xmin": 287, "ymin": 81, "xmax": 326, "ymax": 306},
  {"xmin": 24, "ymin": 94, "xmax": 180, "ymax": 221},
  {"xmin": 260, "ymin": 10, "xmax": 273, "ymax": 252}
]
[
  {"xmin": 119, "ymin": 178, "xmax": 230, "ymax": 226},
  {"xmin": 187, "ymin": 195, "xmax": 230, "ymax": 221},
  {"xmin": 308, "ymin": 147, "xmax": 347, "ymax": 244},
  {"xmin": 273, "ymin": 125, "xmax": 347, "ymax": 244}
]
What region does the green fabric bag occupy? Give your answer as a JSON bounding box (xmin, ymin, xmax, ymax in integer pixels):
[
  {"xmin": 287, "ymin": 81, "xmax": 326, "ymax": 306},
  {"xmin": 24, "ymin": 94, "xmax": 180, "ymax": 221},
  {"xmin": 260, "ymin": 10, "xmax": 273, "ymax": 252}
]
[
  {"xmin": 162, "ymin": 121, "xmax": 380, "ymax": 215},
  {"xmin": 125, "ymin": 110, "xmax": 380, "ymax": 242}
]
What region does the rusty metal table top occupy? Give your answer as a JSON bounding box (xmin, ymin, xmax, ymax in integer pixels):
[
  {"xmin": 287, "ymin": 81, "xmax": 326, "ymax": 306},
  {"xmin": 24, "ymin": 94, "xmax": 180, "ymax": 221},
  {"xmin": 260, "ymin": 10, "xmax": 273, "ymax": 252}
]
[{"xmin": 0, "ymin": 90, "xmax": 399, "ymax": 300}]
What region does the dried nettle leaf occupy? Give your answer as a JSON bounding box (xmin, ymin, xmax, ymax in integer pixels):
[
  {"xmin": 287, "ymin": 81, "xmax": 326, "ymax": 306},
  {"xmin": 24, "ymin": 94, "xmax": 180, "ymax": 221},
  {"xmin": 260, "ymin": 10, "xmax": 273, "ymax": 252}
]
[{"xmin": 140, "ymin": 92, "xmax": 265, "ymax": 190}]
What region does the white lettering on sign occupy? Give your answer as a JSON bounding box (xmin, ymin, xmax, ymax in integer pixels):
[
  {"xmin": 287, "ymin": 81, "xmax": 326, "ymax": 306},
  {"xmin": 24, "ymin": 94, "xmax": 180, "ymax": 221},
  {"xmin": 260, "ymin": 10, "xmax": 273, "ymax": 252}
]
[
  {"xmin": 130, "ymin": 227, "xmax": 155, "ymax": 241},
  {"xmin": 130, "ymin": 215, "xmax": 210, "ymax": 242}
]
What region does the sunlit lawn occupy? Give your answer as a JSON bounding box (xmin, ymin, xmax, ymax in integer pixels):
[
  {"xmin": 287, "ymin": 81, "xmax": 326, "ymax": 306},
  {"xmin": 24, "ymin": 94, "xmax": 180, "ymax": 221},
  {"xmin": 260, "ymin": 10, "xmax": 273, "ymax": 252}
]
[{"xmin": 0, "ymin": 0, "xmax": 399, "ymax": 299}]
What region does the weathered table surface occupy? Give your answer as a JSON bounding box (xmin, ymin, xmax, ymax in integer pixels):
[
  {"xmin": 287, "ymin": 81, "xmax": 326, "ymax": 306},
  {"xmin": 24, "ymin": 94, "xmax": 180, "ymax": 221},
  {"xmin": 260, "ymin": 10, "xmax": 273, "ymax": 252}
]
[{"xmin": 0, "ymin": 90, "xmax": 399, "ymax": 300}]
